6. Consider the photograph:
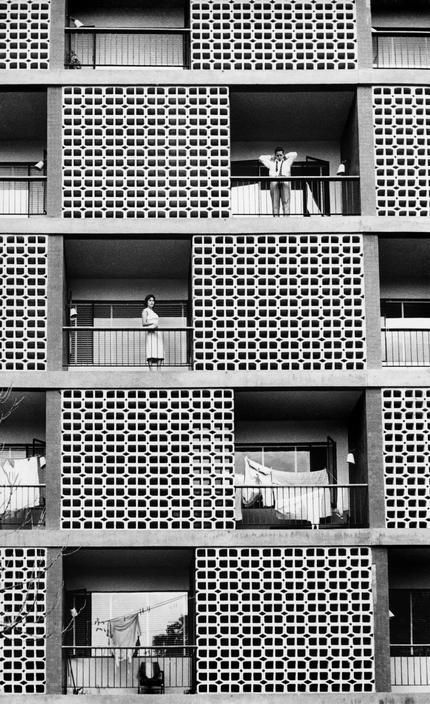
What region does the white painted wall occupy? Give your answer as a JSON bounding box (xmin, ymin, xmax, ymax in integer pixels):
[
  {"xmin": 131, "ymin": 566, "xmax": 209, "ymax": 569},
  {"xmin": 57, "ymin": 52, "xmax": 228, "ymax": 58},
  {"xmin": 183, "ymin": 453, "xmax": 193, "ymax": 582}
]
[
  {"xmin": 68, "ymin": 2, "xmax": 185, "ymax": 28},
  {"xmin": 372, "ymin": 9, "xmax": 430, "ymax": 28},
  {"xmin": 231, "ymin": 141, "xmax": 341, "ymax": 176},
  {"xmin": 0, "ymin": 141, "xmax": 45, "ymax": 163},
  {"xmin": 380, "ymin": 279, "xmax": 430, "ymax": 299},
  {"xmin": 70, "ymin": 278, "xmax": 188, "ymax": 301}
]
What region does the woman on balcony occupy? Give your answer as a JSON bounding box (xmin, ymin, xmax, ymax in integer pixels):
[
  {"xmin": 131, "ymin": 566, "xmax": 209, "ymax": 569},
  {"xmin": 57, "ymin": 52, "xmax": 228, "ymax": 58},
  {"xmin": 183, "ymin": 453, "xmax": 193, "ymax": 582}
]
[
  {"xmin": 142, "ymin": 294, "xmax": 164, "ymax": 369},
  {"xmin": 259, "ymin": 147, "xmax": 298, "ymax": 216}
]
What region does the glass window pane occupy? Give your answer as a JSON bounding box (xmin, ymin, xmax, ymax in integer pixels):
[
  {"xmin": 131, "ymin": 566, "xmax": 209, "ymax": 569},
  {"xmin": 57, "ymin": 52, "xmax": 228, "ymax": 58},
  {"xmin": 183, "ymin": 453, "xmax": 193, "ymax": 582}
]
[
  {"xmin": 235, "ymin": 448, "xmax": 261, "ymax": 474},
  {"xmin": 389, "ymin": 590, "xmax": 411, "ymax": 645},
  {"xmin": 92, "ymin": 592, "xmax": 188, "ymax": 648},
  {"xmin": 264, "ymin": 449, "xmax": 296, "ymax": 472},
  {"xmin": 295, "ymin": 450, "xmax": 311, "ymax": 473},
  {"xmin": 404, "ymin": 301, "xmax": 430, "ymax": 319},
  {"xmin": 381, "ymin": 301, "xmax": 403, "ymax": 318},
  {"xmin": 309, "ymin": 446, "xmax": 328, "ymax": 472}
]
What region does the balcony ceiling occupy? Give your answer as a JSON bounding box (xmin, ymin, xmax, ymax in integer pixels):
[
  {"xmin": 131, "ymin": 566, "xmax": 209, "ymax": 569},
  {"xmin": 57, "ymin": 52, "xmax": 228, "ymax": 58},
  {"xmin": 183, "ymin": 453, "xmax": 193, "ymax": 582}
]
[
  {"xmin": 230, "ymin": 90, "xmax": 355, "ymax": 142},
  {"xmin": 65, "ymin": 238, "xmax": 190, "ymax": 278},
  {"xmin": 0, "ymin": 91, "xmax": 46, "ymax": 140},
  {"xmin": 64, "ymin": 548, "xmax": 193, "ymax": 589},
  {"xmin": 379, "ymin": 238, "xmax": 430, "ymax": 282},
  {"xmin": 235, "ymin": 390, "xmax": 362, "ymax": 421}
]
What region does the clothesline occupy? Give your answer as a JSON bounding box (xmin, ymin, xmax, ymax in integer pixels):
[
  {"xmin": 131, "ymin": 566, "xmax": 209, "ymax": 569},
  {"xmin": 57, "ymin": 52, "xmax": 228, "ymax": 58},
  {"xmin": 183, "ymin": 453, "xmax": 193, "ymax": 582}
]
[{"xmin": 92, "ymin": 592, "xmax": 187, "ymax": 627}]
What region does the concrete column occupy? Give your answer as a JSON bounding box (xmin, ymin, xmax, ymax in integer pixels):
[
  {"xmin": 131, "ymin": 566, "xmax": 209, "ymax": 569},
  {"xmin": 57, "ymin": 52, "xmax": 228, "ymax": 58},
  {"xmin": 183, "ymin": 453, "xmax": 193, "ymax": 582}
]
[
  {"xmin": 49, "ymin": 0, "xmax": 66, "ymax": 70},
  {"xmin": 372, "ymin": 547, "xmax": 391, "ymax": 692},
  {"xmin": 45, "ymin": 391, "xmax": 62, "ymax": 531},
  {"xmin": 47, "ymin": 235, "xmax": 65, "ymax": 371},
  {"xmin": 46, "ymin": 88, "xmax": 63, "ymax": 218},
  {"xmin": 357, "ymin": 87, "xmax": 377, "ymax": 217},
  {"xmin": 363, "ymin": 235, "xmax": 382, "ymax": 368},
  {"xmin": 356, "ymin": 0, "xmax": 374, "ymax": 69},
  {"xmin": 366, "ymin": 389, "xmax": 386, "ymax": 529},
  {"xmin": 46, "ymin": 547, "xmax": 64, "ymax": 694}
]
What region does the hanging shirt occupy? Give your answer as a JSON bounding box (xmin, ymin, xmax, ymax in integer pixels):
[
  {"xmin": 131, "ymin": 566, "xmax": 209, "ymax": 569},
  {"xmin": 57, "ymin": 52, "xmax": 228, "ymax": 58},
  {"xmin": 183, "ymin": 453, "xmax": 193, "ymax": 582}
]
[
  {"xmin": 107, "ymin": 612, "xmax": 142, "ymax": 664},
  {"xmin": 259, "ymin": 152, "xmax": 298, "ymax": 178}
]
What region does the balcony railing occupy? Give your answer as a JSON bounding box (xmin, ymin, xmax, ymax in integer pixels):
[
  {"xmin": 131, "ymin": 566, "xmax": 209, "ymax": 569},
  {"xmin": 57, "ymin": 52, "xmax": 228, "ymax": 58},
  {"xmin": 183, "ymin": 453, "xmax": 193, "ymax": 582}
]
[
  {"xmin": 0, "ymin": 485, "xmax": 46, "ymax": 529},
  {"xmin": 0, "ymin": 176, "xmax": 46, "ymax": 216},
  {"xmin": 230, "ymin": 176, "xmax": 360, "ymax": 216},
  {"xmin": 64, "ymin": 327, "xmax": 193, "ymax": 367},
  {"xmin": 64, "ymin": 646, "xmax": 196, "ymax": 694},
  {"xmin": 391, "ymin": 645, "xmax": 430, "ymax": 687},
  {"xmin": 235, "ymin": 484, "xmax": 368, "ymax": 529},
  {"xmin": 382, "ymin": 328, "xmax": 430, "ymax": 366},
  {"xmin": 65, "ymin": 27, "xmax": 191, "ymax": 68},
  {"xmin": 373, "ymin": 29, "xmax": 430, "ymax": 68}
]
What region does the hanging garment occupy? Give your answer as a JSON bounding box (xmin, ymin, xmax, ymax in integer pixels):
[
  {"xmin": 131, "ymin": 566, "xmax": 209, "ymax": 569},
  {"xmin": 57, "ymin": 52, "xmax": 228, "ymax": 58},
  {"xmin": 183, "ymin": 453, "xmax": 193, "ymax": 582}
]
[
  {"xmin": 244, "ymin": 456, "xmax": 329, "ymax": 526},
  {"xmin": 107, "ymin": 612, "xmax": 142, "ymax": 664},
  {"xmin": 0, "ymin": 457, "xmax": 41, "ymax": 512},
  {"xmin": 243, "ymin": 456, "xmax": 274, "ymax": 507}
]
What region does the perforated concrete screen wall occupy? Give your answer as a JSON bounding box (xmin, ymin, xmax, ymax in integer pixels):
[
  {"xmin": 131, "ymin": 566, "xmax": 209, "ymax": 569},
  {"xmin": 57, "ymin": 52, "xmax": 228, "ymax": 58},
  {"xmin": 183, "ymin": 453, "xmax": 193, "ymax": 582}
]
[
  {"xmin": 193, "ymin": 234, "xmax": 366, "ymax": 370},
  {"xmin": 61, "ymin": 389, "xmax": 235, "ymax": 529},
  {"xmin": 373, "ymin": 86, "xmax": 430, "ymax": 216},
  {"xmin": 195, "ymin": 547, "xmax": 374, "ymax": 693},
  {"xmin": 190, "ymin": 1, "xmax": 357, "ymax": 70},
  {"xmin": 0, "ymin": 235, "xmax": 47, "ymax": 370},
  {"xmin": 0, "ymin": 1, "xmax": 50, "ymax": 69},
  {"xmin": 0, "ymin": 548, "xmax": 46, "ymax": 694},
  {"xmin": 62, "ymin": 86, "xmax": 230, "ymax": 218},
  {"xmin": 383, "ymin": 388, "xmax": 430, "ymax": 529}
]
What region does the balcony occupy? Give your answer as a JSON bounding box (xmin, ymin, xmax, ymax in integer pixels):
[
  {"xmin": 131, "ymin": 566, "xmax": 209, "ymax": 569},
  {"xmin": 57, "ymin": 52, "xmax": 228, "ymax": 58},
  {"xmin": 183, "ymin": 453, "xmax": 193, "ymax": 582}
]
[
  {"xmin": 63, "ymin": 549, "xmax": 195, "ymax": 695},
  {"xmin": 389, "ymin": 548, "xmax": 430, "ymax": 692},
  {"xmin": 230, "ymin": 89, "xmax": 361, "ymax": 217},
  {"xmin": 65, "ymin": 0, "xmax": 189, "ymax": 69},
  {"xmin": 63, "ymin": 238, "xmax": 192, "ymax": 370},
  {"xmin": 380, "ymin": 238, "xmax": 430, "ymax": 367},
  {"xmin": 230, "ymin": 175, "xmax": 360, "ymax": 217},
  {"xmin": 234, "ymin": 389, "xmax": 369, "ymax": 530},
  {"xmin": 0, "ymin": 91, "xmax": 47, "ymax": 216},
  {"xmin": 0, "ymin": 392, "xmax": 46, "ymax": 529}
]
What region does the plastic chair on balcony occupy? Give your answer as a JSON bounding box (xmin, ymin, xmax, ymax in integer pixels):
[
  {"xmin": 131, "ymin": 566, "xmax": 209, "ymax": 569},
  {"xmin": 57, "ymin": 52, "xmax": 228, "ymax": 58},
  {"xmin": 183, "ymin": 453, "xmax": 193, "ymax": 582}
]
[{"xmin": 137, "ymin": 661, "xmax": 165, "ymax": 694}]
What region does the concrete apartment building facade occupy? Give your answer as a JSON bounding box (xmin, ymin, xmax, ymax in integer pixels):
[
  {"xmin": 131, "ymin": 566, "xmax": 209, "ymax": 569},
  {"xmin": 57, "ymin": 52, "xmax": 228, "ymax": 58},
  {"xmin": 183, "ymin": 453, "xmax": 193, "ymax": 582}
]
[{"xmin": 0, "ymin": 0, "xmax": 430, "ymax": 702}]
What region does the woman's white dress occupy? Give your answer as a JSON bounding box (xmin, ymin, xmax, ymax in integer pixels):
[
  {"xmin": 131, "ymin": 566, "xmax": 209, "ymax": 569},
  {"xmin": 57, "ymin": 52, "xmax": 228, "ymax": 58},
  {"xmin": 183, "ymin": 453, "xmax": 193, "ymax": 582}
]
[{"xmin": 144, "ymin": 308, "xmax": 164, "ymax": 361}]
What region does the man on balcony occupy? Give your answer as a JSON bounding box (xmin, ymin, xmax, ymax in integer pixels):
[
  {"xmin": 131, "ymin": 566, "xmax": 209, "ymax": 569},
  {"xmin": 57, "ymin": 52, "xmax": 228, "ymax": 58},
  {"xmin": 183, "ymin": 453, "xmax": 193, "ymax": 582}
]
[{"xmin": 259, "ymin": 147, "xmax": 298, "ymax": 216}]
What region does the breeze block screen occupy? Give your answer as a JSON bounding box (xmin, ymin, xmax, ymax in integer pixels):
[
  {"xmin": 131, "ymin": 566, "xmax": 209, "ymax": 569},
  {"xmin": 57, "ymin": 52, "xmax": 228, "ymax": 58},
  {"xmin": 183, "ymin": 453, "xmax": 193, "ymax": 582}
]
[
  {"xmin": 373, "ymin": 86, "xmax": 430, "ymax": 216},
  {"xmin": 62, "ymin": 86, "xmax": 230, "ymax": 218},
  {"xmin": 383, "ymin": 388, "xmax": 430, "ymax": 529},
  {"xmin": 0, "ymin": 1, "xmax": 50, "ymax": 69},
  {"xmin": 0, "ymin": 548, "xmax": 46, "ymax": 694},
  {"xmin": 195, "ymin": 547, "xmax": 374, "ymax": 693},
  {"xmin": 0, "ymin": 235, "xmax": 47, "ymax": 370},
  {"xmin": 61, "ymin": 389, "xmax": 235, "ymax": 529},
  {"xmin": 190, "ymin": 0, "xmax": 357, "ymax": 70},
  {"xmin": 192, "ymin": 234, "xmax": 366, "ymax": 370}
]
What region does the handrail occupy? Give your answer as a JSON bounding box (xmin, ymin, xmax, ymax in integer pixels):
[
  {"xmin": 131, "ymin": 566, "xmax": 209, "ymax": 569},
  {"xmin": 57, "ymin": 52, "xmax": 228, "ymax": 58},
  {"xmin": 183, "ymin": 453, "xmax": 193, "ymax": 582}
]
[
  {"xmin": 0, "ymin": 176, "xmax": 47, "ymax": 182},
  {"xmin": 231, "ymin": 175, "xmax": 359, "ymax": 182},
  {"xmin": 373, "ymin": 28, "xmax": 430, "ymax": 35},
  {"xmin": 65, "ymin": 26, "xmax": 190, "ymax": 34},
  {"xmin": 382, "ymin": 326, "xmax": 430, "ymax": 331},
  {"xmin": 63, "ymin": 645, "xmax": 197, "ymax": 651},
  {"xmin": 64, "ymin": 326, "xmax": 193, "ymax": 331},
  {"xmin": 0, "ymin": 484, "xmax": 46, "ymax": 488},
  {"xmin": 239, "ymin": 483, "xmax": 367, "ymax": 488}
]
